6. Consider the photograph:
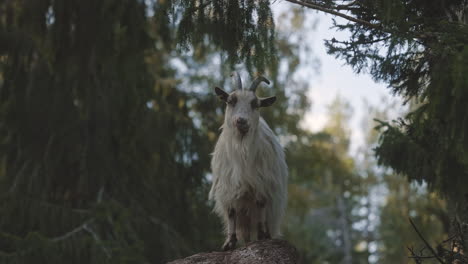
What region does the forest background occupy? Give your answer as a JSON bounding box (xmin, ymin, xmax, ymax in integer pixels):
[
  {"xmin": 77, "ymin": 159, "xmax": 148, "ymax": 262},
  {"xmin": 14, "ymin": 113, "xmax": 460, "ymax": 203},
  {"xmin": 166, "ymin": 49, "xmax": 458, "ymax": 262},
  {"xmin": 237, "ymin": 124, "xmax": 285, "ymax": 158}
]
[{"xmin": 0, "ymin": 0, "xmax": 466, "ymax": 263}]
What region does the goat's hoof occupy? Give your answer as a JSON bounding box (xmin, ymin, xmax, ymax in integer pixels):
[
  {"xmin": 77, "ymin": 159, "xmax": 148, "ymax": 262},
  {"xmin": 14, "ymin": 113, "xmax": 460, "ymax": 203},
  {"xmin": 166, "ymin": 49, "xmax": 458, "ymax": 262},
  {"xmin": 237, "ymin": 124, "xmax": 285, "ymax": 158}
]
[{"xmin": 222, "ymin": 235, "xmax": 237, "ymax": 251}]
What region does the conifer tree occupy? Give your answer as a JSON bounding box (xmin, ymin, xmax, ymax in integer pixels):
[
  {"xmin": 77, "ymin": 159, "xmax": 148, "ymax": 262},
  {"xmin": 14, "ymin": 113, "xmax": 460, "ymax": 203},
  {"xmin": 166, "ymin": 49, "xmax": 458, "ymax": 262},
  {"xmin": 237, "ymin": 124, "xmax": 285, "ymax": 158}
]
[
  {"xmin": 0, "ymin": 1, "xmax": 325, "ymax": 263},
  {"xmin": 0, "ymin": 1, "xmax": 278, "ymax": 263},
  {"xmin": 286, "ymin": 0, "xmax": 468, "ymax": 202},
  {"xmin": 285, "ymin": 0, "xmax": 468, "ymax": 262}
]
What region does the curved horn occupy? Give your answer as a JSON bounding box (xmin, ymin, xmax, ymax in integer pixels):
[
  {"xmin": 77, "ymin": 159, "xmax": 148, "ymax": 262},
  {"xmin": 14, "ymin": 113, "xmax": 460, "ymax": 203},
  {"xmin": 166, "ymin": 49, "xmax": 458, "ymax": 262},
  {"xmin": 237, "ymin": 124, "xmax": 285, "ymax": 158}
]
[
  {"xmin": 249, "ymin": 76, "xmax": 270, "ymax": 92},
  {"xmin": 231, "ymin": 71, "xmax": 242, "ymax": 90}
]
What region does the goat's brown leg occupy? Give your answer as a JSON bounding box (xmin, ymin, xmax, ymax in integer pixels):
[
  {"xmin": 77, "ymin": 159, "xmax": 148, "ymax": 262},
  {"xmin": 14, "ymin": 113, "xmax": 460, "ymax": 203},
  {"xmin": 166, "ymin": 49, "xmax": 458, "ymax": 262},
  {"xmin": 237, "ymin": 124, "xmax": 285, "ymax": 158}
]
[
  {"xmin": 256, "ymin": 200, "xmax": 271, "ymax": 240},
  {"xmin": 238, "ymin": 207, "xmax": 251, "ymax": 243},
  {"xmin": 222, "ymin": 208, "xmax": 237, "ymax": 251}
]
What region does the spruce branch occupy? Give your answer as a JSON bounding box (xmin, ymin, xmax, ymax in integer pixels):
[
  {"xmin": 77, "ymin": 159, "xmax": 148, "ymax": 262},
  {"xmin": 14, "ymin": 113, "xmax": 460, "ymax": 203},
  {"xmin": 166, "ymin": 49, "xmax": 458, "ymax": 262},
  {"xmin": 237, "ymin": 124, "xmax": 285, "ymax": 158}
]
[
  {"xmin": 284, "ymin": 0, "xmax": 382, "ymax": 29},
  {"xmin": 284, "ymin": 0, "xmax": 441, "ymax": 41}
]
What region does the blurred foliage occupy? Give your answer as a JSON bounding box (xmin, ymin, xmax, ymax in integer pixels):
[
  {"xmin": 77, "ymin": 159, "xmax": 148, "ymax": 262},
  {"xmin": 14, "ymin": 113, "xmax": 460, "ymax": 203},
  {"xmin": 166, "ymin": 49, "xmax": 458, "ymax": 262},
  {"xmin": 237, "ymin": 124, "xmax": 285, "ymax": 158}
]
[
  {"xmin": 0, "ymin": 0, "xmax": 315, "ymax": 263},
  {"xmin": 0, "ymin": 0, "xmax": 457, "ymax": 263},
  {"xmin": 285, "ymin": 97, "xmax": 373, "ymax": 264},
  {"xmin": 0, "ymin": 0, "xmax": 279, "ymax": 263},
  {"xmin": 283, "ymin": 95, "xmax": 449, "ymax": 264},
  {"xmin": 285, "ymin": 0, "xmax": 468, "ymax": 262},
  {"xmin": 361, "ymin": 100, "xmax": 448, "ymax": 264}
]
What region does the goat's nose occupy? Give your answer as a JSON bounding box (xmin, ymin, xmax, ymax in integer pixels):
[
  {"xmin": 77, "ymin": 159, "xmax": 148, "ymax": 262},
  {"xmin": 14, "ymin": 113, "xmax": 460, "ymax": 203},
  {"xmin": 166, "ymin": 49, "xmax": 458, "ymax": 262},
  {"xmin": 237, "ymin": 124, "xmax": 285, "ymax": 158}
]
[{"xmin": 236, "ymin": 118, "xmax": 247, "ymax": 125}]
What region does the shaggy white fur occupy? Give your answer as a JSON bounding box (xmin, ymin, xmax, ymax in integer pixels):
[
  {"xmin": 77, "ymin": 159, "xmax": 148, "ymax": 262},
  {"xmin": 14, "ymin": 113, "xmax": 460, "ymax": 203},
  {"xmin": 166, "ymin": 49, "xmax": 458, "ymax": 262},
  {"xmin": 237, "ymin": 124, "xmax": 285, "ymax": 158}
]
[{"xmin": 209, "ymin": 87, "xmax": 288, "ymax": 249}]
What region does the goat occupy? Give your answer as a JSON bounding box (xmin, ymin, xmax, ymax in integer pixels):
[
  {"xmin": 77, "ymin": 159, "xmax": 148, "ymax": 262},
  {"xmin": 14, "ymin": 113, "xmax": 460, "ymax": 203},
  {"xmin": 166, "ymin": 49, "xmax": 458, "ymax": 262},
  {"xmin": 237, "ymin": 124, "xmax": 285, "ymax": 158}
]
[{"xmin": 209, "ymin": 72, "xmax": 288, "ymax": 251}]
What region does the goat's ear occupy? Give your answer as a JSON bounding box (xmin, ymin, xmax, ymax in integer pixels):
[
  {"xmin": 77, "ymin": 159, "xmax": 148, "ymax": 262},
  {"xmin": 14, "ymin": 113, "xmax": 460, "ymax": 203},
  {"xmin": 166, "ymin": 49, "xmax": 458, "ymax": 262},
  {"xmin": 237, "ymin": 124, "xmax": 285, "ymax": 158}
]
[
  {"xmin": 259, "ymin": 96, "xmax": 277, "ymax": 107},
  {"xmin": 215, "ymin": 87, "xmax": 229, "ymax": 102}
]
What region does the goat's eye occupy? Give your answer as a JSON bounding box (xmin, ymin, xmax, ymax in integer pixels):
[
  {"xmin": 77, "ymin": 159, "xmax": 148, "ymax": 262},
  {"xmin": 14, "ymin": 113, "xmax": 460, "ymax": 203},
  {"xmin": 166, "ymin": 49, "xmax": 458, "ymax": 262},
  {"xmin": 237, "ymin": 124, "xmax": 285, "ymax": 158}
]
[
  {"xmin": 227, "ymin": 96, "xmax": 237, "ymax": 106},
  {"xmin": 251, "ymin": 99, "xmax": 259, "ymax": 109}
]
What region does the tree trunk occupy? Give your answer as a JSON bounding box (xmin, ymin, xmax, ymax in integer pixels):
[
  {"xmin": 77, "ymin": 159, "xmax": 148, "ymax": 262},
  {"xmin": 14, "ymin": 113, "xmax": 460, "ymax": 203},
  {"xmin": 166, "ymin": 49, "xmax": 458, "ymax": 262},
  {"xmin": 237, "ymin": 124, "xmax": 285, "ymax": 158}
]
[{"xmin": 167, "ymin": 239, "xmax": 298, "ymax": 264}]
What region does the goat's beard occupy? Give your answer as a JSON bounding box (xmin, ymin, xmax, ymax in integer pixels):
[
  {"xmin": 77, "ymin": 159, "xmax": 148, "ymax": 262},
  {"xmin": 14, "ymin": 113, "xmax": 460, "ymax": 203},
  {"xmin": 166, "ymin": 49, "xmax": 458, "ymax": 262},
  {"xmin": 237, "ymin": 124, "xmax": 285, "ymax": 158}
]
[
  {"xmin": 230, "ymin": 122, "xmax": 249, "ymax": 139},
  {"xmin": 235, "ymin": 126, "xmax": 257, "ymax": 142},
  {"xmin": 225, "ymin": 119, "xmax": 258, "ymax": 142},
  {"xmin": 233, "ymin": 129, "xmax": 247, "ymax": 140},
  {"xmin": 237, "ymin": 127, "xmax": 249, "ymax": 137},
  {"xmin": 224, "ymin": 124, "xmax": 259, "ymax": 162}
]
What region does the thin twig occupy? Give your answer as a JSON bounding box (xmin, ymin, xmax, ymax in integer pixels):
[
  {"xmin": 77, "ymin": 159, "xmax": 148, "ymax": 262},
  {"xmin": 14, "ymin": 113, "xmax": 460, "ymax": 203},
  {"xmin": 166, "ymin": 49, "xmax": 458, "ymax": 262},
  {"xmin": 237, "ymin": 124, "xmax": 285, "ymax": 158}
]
[
  {"xmin": 52, "ymin": 219, "xmax": 94, "ymax": 242},
  {"xmin": 441, "ymin": 234, "xmax": 457, "ymax": 244},
  {"xmin": 83, "ymin": 223, "xmax": 111, "ymax": 259},
  {"xmin": 407, "ymin": 246, "xmax": 423, "ymax": 264},
  {"xmin": 409, "ymin": 255, "xmax": 440, "ymax": 259},
  {"xmin": 409, "ymin": 218, "xmax": 446, "ymax": 264}
]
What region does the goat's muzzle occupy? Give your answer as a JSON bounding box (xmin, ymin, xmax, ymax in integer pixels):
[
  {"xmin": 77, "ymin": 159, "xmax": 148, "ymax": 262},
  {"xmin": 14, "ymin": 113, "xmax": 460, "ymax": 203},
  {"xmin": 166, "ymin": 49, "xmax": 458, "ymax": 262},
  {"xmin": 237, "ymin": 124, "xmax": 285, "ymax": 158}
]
[{"xmin": 235, "ymin": 118, "xmax": 249, "ymax": 136}]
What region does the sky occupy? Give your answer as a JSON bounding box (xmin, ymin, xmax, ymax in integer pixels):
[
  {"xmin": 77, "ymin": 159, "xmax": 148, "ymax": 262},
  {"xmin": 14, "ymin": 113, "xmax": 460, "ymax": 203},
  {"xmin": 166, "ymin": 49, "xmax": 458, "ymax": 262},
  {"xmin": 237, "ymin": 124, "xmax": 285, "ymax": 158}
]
[{"xmin": 271, "ymin": 2, "xmax": 403, "ymax": 153}]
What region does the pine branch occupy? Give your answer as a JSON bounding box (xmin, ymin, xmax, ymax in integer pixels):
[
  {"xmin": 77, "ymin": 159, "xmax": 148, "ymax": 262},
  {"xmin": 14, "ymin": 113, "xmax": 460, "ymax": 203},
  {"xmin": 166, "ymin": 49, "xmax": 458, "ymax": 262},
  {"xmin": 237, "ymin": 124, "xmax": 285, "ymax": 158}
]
[{"xmin": 330, "ymin": 36, "xmax": 391, "ymax": 45}]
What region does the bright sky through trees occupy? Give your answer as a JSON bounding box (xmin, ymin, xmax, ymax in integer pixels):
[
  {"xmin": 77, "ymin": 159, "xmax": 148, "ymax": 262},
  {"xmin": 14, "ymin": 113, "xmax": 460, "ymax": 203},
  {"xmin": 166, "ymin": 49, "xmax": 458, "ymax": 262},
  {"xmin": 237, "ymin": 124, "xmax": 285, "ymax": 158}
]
[{"xmin": 271, "ymin": 2, "xmax": 403, "ymax": 153}]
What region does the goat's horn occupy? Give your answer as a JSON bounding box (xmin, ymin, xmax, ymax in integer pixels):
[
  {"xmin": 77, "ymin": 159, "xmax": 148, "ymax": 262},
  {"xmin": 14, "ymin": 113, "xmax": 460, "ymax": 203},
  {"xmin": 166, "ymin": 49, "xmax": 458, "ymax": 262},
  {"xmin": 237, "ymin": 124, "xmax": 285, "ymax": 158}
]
[
  {"xmin": 231, "ymin": 71, "xmax": 242, "ymax": 90},
  {"xmin": 249, "ymin": 76, "xmax": 270, "ymax": 92}
]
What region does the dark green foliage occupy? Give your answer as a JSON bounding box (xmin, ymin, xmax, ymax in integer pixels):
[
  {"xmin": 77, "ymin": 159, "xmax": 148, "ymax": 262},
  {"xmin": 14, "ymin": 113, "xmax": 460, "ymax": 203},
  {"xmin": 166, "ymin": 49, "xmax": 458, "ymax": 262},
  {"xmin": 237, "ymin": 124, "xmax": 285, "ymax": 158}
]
[
  {"xmin": 313, "ymin": 0, "xmax": 468, "ymax": 202},
  {"xmin": 175, "ymin": 0, "xmax": 276, "ymax": 72},
  {"xmin": 0, "ymin": 0, "xmax": 156, "ymax": 261},
  {"xmin": 0, "ymin": 0, "xmax": 326, "ymax": 262},
  {"xmin": 283, "ymin": 1, "xmax": 467, "ymax": 261},
  {"xmin": 374, "ymin": 47, "xmax": 468, "ymax": 202},
  {"xmin": 3, "ymin": 0, "xmax": 459, "ymax": 262},
  {"xmin": 0, "ymin": 0, "xmax": 278, "ymax": 263}
]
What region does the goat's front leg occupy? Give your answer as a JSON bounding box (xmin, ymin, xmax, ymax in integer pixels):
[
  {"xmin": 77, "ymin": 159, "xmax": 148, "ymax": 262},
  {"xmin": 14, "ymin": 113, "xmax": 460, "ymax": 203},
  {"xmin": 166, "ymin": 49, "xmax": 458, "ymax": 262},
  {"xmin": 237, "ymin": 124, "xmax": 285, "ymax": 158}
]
[
  {"xmin": 222, "ymin": 208, "xmax": 237, "ymax": 251},
  {"xmin": 256, "ymin": 199, "xmax": 271, "ymax": 240}
]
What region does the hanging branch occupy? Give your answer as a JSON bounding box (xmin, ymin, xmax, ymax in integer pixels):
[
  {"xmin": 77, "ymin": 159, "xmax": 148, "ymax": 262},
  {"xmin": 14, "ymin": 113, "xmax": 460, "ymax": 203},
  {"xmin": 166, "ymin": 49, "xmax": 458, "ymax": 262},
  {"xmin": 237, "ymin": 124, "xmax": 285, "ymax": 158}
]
[
  {"xmin": 284, "ymin": 0, "xmax": 382, "ymax": 29},
  {"xmin": 284, "ymin": 0, "xmax": 439, "ymax": 40}
]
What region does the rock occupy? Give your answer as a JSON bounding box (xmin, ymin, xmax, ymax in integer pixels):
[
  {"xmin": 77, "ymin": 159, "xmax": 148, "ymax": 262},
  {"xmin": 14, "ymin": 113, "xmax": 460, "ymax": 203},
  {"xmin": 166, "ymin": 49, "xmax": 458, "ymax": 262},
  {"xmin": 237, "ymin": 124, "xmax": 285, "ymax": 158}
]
[{"xmin": 167, "ymin": 239, "xmax": 298, "ymax": 264}]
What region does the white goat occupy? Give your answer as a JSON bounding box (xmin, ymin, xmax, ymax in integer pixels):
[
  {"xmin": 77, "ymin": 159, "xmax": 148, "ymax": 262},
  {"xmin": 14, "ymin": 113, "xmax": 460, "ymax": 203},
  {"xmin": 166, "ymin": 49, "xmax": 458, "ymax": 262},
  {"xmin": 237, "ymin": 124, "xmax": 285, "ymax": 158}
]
[{"xmin": 209, "ymin": 72, "xmax": 288, "ymax": 251}]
